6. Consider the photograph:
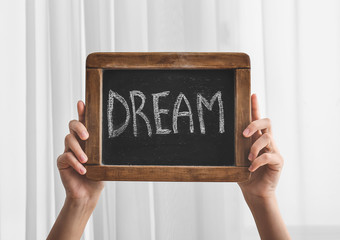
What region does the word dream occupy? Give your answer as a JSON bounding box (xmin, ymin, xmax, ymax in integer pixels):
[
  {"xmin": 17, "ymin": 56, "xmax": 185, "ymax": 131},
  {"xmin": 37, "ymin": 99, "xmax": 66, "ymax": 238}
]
[{"xmin": 107, "ymin": 90, "xmax": 225, "ymax": 138}]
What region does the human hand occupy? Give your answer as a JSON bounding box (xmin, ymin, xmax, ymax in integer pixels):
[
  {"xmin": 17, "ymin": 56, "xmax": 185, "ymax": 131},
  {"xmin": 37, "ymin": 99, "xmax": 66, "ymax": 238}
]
[
  {"xmin": 238, "ymin": 94, "xmax": 284, "ymax": 200},
  {"xmin": 57, "ymin": 101, "xmax": 104, "ymax": 203}
]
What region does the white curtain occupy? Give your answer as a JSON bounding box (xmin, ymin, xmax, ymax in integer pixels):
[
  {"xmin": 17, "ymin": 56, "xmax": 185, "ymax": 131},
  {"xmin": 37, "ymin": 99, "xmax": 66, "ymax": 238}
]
[{"xmin": 1, "ymin": 0, "xmax": 340, "ymax": 239}]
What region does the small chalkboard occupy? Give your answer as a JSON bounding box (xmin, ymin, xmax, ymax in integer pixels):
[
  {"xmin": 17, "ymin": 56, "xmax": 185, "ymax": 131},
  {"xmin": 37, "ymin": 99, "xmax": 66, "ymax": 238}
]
[{"xmin": 85, "ymin": 52, "xmax": 251, "ymax": 182}]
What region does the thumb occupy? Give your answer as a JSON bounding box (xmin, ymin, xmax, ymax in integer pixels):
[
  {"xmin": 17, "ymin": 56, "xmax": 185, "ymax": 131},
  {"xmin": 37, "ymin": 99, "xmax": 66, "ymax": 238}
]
[{"xmin": 77, "ymin": 100, "xmax": 86, "ymax": 124}]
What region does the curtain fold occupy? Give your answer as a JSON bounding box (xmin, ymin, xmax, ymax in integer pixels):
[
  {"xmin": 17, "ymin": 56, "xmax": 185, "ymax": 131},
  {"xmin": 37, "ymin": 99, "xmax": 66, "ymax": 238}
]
[
  {"xmin": 0, "ymin": 0, "xmax": 340, "ymax": 239},
  {"xmin": 0, "ymin": 1, "xmax": 27, "ymax": 240},
  {"xmin": 26, "ymin": 0, "xmax": 55, "ymax": 239}
]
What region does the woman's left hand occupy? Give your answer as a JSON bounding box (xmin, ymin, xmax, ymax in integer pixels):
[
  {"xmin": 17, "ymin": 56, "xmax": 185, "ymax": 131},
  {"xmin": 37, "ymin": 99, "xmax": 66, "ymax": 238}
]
[{"xmin": 238, "ymin": 94, "xmax": 284, "ymax": 199}]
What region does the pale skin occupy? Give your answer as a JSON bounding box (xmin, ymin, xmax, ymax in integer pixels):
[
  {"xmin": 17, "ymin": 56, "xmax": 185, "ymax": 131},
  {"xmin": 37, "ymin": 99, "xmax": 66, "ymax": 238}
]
[
  {"xmin": 238, "ymin": 94, "xmax": 291, "ymax": 240},
  {"xmin": 47, "ymin": 94, "xmax": 291, "ymax": 240}
]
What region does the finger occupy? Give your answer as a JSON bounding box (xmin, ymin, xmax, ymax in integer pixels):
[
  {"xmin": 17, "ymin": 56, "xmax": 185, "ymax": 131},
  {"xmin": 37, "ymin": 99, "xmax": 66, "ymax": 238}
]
[
  {"xmin": 77, "ymin": 100, "xmax": 85, "ymax": 123},
  {"xmin": 64, "ymin": 134, "xmax": 88, "ymax": 163},
  {"xmin": 248, "ymin": 153, "xmax": 280, "ymax": 172},
  {"xmin": 250, "ymin": 94, "xmax": 262, "ymax": 139},
  {"xmin": 57, "ymin": 152, "xmax": 87, "ymax": 175},
  {"xmin": 248, "ymin": 133, "xmax": 272, "ymax": 161},
  {"xmin": 69, "ymin": 120, "xmax": 89, "ymax": 140},
  {"xmin": 251, "ymin": 94, "xmax": 261, "ymax": 121},
  {"xmin": 243, "ymin": 118, "xmax": 272, "ymax": 137}
]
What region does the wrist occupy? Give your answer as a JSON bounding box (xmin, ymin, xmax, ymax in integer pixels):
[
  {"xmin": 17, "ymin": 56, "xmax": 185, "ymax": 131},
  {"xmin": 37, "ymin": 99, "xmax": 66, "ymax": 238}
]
[
  {"xmin": 64, "ymin": 195, "xmax": 99, "ymax": 212},
  {"xmin": 242, "ymin": 191, "xmax": 277, "ymax": 209}
]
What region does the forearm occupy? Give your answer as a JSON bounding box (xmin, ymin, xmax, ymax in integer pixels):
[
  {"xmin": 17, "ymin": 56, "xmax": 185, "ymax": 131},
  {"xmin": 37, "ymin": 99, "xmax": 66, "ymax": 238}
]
[
  {"xmin": 47, "ymin": 197, "xmax": 99, "ymax": 240},
  {"xmin": 243, "ymin": 193, "xmax": 291, "ymax": 240}
]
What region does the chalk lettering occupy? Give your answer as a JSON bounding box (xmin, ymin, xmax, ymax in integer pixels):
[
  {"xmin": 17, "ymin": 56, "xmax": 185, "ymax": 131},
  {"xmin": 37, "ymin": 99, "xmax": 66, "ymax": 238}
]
[
  {"xmin": 197, "ymin": 91, "xmax": 225, "ymax": 134},
  {"xmin": 130, "ymin": 90, "xmax": 152, "ymax": 137},
  {"xmin": 108, "ymin": 89, "xmax": 226, "ymax": 137},
  {"xmin": 152, "ymin": 91, "xmax": 171, "ymax": 134},
  {"xmin": 173, "ymin": 92, "xmax": 194, "ymax": 134},
  {"xmin": 108, "ymin": 90, "xmax": 130, "ymax": 138}
]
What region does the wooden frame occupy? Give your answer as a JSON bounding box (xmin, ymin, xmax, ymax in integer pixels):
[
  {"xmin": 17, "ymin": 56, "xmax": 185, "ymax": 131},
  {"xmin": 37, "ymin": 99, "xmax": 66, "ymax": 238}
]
[{"xmin": 85, "ymin": 52, "xmax": 251, "ymax": 182}]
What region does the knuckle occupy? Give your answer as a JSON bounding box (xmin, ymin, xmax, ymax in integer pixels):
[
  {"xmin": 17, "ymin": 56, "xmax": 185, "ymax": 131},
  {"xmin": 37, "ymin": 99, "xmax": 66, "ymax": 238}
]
[
  {"xmin": 263, "ymin": 132, "xmax": 271, "ymax": 141},
  {"xmin": 57, "ymin": 155, "xmax": 64, "ymax": 168},
  {"xmin": 64, "ymin": 134, "xmax": 73, "ymax": 144},
  {"xmin": 58, "ymin": 153, "xmax": 68, "ymax": 167},
  {"xmin": 69, "ymin": 119, "xmax": 78, "ymax": 130},
  {"xmin": 264, "ymin": 118, "xmax": 271, "ymax": 126},
  {"xmin": 250, "ymin": 144, "xmax": 259, "ymax": 154},
  {"xmin": 262, "ymin": 153, "xmax": 270, "ymax": 162},
  {"xmin": 64, "ymin": 152, "xmax": 76, "ymax": 163},
  {"xmin": 69, "ymin": 119, "xmax": 75, "ymax": 128},
  {"xmin": 57, "ymin": 154, "xmax": 63, "ymax": 163},
  {"xmin": 64, "ymin": 152, "xmax": 72, "ymax": 160}
]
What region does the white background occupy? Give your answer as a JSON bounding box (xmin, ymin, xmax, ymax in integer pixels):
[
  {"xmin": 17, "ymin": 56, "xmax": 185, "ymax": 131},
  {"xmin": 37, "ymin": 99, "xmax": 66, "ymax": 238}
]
[{"xmin": 0, "ymin": 0, "xmax": 340, "ymax": 239}]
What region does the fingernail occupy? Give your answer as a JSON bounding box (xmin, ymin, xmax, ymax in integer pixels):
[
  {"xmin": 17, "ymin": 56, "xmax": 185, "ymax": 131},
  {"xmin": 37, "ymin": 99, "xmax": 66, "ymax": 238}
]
[
  {"xmin": 80, "ymin": 154, "xmax": 88, "ymax": 163},
  {"xmin": 243, "ymin": 129, "xmax": 250, "ymax": 136},
  {"xmin": 80, "ymin": 167, "xmax": 87, "ymax": 174},
  {"xmin": 248, "ymin": 153, "xmax": 254, "ymax": 161},
  {"xmin": 81, "ymin": 131, "xmax": 88, "ymax": 139}
]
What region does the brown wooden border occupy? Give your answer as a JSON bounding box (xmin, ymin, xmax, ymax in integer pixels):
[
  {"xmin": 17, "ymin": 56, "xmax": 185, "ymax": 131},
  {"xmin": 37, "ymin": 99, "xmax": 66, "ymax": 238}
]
[
  {"xmin": 84, "ymin": 52, "xmax": 251, "ymax": 182},
  {"xmin": 235, "ymin": 69, "xmax": 251, "ymax": 166},
  {"xmin": 85, "ymin": 166, "xmax": 250, "ymax": 182},
  {"xmin": 85, "ymin": 69, "xmax": 102, "ymax": 165},
  {"xmin": 86, "ymin": 52, "xmax": 250, "ymax": 69}
]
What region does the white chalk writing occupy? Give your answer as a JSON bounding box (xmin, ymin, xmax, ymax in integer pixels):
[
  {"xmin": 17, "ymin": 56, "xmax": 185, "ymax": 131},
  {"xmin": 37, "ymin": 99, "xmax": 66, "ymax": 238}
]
[
  {"xmin": 172, "ymin": 92, "xmax": 194, "ymax": 134},
  {"xmin": 107, "ymin": 90, "xmax": 225, "ymax": 137},
  {"xmin": 197, "ymin": 91, "xmax": 224, "ymax": 134},
  {"xmin": 130, "ymin": 90, "xmax": 152, "ymax": 137},
  {"xmin": 152, "ymin": 91, "xmax": 171, "ymax": 134},
  {"xmin": 107, "ymin": 90, "xmax": 131, "ymax": 138}
]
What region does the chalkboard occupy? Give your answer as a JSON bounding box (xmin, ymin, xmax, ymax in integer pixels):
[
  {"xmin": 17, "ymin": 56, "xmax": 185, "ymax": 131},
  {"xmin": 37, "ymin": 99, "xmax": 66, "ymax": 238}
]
[
  {"xmin": 102, "ymin": 69, "xmax": 235, "ymax": 166},
  {"xmin": 84, "ymin": 52, "xmax": 251, "ymax": 182}
]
